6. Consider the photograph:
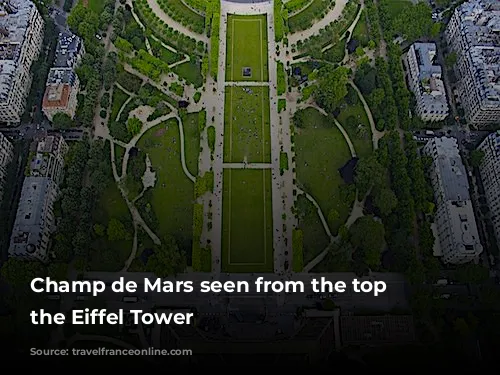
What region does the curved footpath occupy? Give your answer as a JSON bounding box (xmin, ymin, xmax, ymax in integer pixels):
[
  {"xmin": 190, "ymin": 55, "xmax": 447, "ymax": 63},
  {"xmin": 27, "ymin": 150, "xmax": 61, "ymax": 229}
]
[
  {"xmin": 144, "ymin": 0, "xmax": 208, "ymax": 42},
  {"xmin": 288, "ymin": 0, "xmax": 348, "ymax": 46}
]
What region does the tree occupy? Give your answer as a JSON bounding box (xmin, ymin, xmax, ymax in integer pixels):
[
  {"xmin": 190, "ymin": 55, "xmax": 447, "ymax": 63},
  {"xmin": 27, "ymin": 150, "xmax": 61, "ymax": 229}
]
[
  {"xmin": 0, "ymin": 258, "xmax": 46, "ymax": 288},
  {"xmin": 47, "ymin": 263, "xmax": 68, "ymax": 282},
  {"xmin": 349, "ymin": 216, "xmax": 385, "ymax": 268},
  {"xmin": 469, "ymin": 149, "xmax": 485, "ymax": 168},
  {"xmin": 355, "ymin": 155, "xmax": 386, "ymax": 197},
  {"xmin": 107, "ymin": 218, "xmax": 130, "ymax": 241},
  {"xmin": 430, "ymin": 22, "xmax": 442, "ymax": 38},
  {"xmin": 146, "ymin": 236, "xmax": 187, "ymax": 277},
  {"xmin": 327, "ymin": 209, "xmax": 340, "ymax": 228},
  {"xmin": 455, "ymin": 263, "xmax": 489, "ymax": 284},
  {"xmin": 93, "ymin": 223, "xmax": 105, "ymax": 237},
  {"xmin": 445, "ymin": 52, "xmax": 457, "ymax": 68},
  {"xmin": 127, "ymin": 117, "xmax": 142, "ymax": 136},
  {"xmin": 454, "ymin": 318, "xmax": 470, "ymax": 337},
  {"xmin": 314, "ymin": 66, "xmax": 349, "ymax": 113},
  {"xmin": 52, "ymin": 112, "xmax": 74, "ymax": 129},
  {"xmin": 374, "ymin": 188, "xmax": 398, "ymax": 216},
  {"xmin": 293, "ymin": 109, "xmax": 306, "ymax": 128}
]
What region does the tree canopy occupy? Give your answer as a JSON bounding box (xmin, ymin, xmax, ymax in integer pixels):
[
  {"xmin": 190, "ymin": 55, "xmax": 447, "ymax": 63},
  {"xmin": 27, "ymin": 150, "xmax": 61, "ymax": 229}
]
[{"xmin": 314, "ymin": 66, "xmax": 349, "ymax": 113}]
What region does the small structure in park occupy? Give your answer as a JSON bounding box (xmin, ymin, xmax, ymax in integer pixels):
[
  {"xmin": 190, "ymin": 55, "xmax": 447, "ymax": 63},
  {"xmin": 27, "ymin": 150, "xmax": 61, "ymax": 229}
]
[
  {"xmin": 347, "ymin": 39, "xmax": 359, "ymax": 54},
  {"xmin": 339, "ymin": 157, "xmax": 359, "ymax": 185},
  {"xmin": 242, "ymin": 67, "xmax": 252, "ymax": 77}
]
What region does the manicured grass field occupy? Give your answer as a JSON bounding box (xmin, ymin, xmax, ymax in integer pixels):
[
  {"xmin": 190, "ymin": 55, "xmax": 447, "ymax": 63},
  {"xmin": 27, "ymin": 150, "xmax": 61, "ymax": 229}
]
[
  {"xmin": 137, "ymin": 119, "xmax": 194, "ymax": 249},
  {"xmin": 226, "ymin": 14, "xmax": 269, "ymax": 82},
  {"xmin": 295, "ymin": 107, "xmax": 353, "ymax": 234},
  {"xmin": 222, "ymin": 169, "xmax": 273, "ymax": 273},
  {"xmin": 224, "ymin": 86, "xmax": 271, "ymax": 163}
]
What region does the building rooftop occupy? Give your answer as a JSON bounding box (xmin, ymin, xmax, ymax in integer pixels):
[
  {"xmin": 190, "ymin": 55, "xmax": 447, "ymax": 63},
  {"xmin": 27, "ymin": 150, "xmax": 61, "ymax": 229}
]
[
  {"xmin": 46, "ymin": 67, "xmax": 77, "ymax": 85},
  {"xmin": 454, "ymin": 0, "xmax": 500, "ymax": 107},
  {"xmin": 410, "ymin": 42, "xmax": 449, "ymax": 115},
  {"xmin": 432, "ymin": 137, "xmax": 470, "ymax": 201},
  {"xmin": 9, "ymin": 176, "xmax": 51, "ymax": 257},
  {"xmin": 0, "ymin": 0, "xmax": 38, "ymax": 102},
  {"xmin": 42, "ymin": 83, "xmax": 71, "ymax": 109},
  {"xmin": 340, "ymin": 315, "xmax": 416, "ymax": 346},
  {"xmin": 53, "ymin": 31, "xmax": 83, "ymax": 69}
]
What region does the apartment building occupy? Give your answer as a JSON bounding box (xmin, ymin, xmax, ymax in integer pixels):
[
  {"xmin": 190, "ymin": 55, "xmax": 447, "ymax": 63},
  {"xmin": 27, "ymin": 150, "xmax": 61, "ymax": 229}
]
[
  {"xmin": 0, "ymin": 0, "xmax": 44, "ymax": 125},
  {"xmin": 477, "ymin": 131, "xmax": 500, "ymax": 246},
  {"xmin": 9, "ymin": 135, "xmax": 68, "ymax": 262},
  {"xmin": 423, "ymin": 137, "xmax": 483, "ymax": 264},
  {"xmin": 445, "ymin": 0, "xmax": 500, "ymax": 127},
  {"xmin": 0, "ymin": 131, "xmax": 13, "ymax": 200},
  {"xmin": 404, "ymin": 43, "xmax": 449, "ymax": 122},
  {"xmin": 42, "ymin": 31, "xmax": 83, "ymax": 121}
]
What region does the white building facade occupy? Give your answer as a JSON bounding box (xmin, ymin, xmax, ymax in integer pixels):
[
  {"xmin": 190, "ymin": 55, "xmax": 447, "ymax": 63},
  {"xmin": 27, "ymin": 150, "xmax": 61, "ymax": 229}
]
[
  {"xmin": 9, "ymin": 135, "xmax": 68, "ymax": 262},
  {"xmin": 445, "ymin": 0, "xmax": 500, "ymax": 127},
  {"xmin": 477, "ymin": 131, "xmax": 500, "ymax": 247},
  {"xmin": 404, "ymin": 43, "xmax": 449, "ymax": 122},
  {"xmin": 0, "ymin": 131, "xmax": 14, "ymax": 200},
  {"xmin": 423, "ymin": 137, "xmax": 483, "ymax": 264},
  {"xmin": 0, "ymin": 0, "xmax": 44, "ymax": 124}
]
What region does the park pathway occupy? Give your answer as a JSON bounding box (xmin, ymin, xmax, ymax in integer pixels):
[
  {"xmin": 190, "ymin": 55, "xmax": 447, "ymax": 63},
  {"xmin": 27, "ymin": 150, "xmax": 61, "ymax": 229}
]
[
  {"xmin": 288, "ymin": 0, "xmax": 348, "ymax": 46},
  {"xmin": 144, "ymin": 0, "xmax": 208, "ymax": 43},
  {"xmin": 340, "ymin": 2, "xmax": 364, "ymax": 64},
  {"xmin": 222, "ymin": 163, "xmax": 273, "ymax": 169},
  {"xmin": 349, "ymin": 81, "xmax": 385, "ymax": 150}
]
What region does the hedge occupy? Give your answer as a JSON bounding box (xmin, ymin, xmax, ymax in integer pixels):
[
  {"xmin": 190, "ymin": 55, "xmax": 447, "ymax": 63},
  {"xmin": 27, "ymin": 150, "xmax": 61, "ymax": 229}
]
[{"xmin": 208, "ymin": 0, "xmax": 221, "ymax": 79}]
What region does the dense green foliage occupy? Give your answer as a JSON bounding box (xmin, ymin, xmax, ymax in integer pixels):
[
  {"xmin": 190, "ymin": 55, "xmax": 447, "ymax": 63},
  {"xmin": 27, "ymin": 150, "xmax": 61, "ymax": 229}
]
[
  {"xmin": 156, "ymin": 0, "xmax": 206, "ymax": 34},
  {"xmin": 208, "ymin": 0, "xmax": 221, "ymax": 79},
  {"xmin": 134, "ymin": 0, "xmax": 205, "ymax": 55},
  {"xmin": 288, "ymin": 0, "xmax": 334, "ymax": 33}
]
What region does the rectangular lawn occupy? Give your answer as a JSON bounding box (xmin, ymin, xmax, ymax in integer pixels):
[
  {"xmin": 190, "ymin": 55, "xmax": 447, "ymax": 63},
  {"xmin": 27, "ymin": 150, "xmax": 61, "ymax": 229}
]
[
  {"xmin": 222, "ymin": 169, "xmax": 273, "ymax": 273},
  {"xmin": 226, "ymin": 14, "xmax": 269, "ymax": 82},
  {"xmin": 224, "ymin": 86, "xmax": 271, "ymax": 163}
]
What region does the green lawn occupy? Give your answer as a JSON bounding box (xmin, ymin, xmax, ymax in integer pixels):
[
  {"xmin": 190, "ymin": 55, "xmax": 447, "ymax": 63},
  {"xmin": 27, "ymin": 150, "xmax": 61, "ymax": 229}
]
[
  {"xmin": 352, "ymin": 10, "xmax": 370, "ymax": 46},
  {"xmin": 296, "ymin": 194, "xmax": 330, "ymax": 264},
  {"xmin": 295, "ymin": 107, "xmax": 353, "ymax": 234},
  {"xmin": 183, "ymin": 112, "xmax": 201, "ymax": 176},
  {"xmin": 110, "ymin": 86, "xmax": 129, "ymax": 122},
  {"xmin": 222, "ymin": 169, "xmax": 273, "ymax": 273},
  {"xmin": 137, "ymin": 119, "xmax": 194, "ymax": 251},
  {"xmin": 90, "ymin": 183, "xmax": 133, "ymax": 271},
  {"xmin": 323, "ymin": 38, "xmax": 346, "ymax": 64},
  {"xmin": 226, "ymin": 15, "xmax": 269, "ymax": 82},
  {"xmin": 87, "ymin": 0, "xmax": 105, "ymax": 14},
  {"xmin": 114, "ymin": 143, "xmax": 125, "ymax": 171},
  {"xmin": 383, "ymin": 0, "xmax": 412, "ymax": 18},
  {"xmin": 149, "ymin": 37, "xmax": 184, "ymax": 65},
  {"xmin": 337, "ymin": 95, "xmax": 373, "ymax": 159},
  {"xmin": 224, "ymin": 86, "xmax": 271, "ymax": 163},
  {"xmin": 173, "ymin": 60, "xmax": 204, "ymax": 88}
]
